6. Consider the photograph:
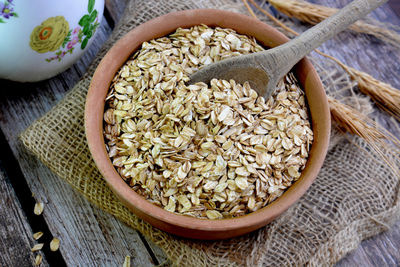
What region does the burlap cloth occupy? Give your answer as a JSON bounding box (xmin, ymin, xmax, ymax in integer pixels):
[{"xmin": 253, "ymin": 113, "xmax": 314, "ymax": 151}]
[{"xmin": 20, "ymin": 0, "xmax": 400, "ymax": 266}]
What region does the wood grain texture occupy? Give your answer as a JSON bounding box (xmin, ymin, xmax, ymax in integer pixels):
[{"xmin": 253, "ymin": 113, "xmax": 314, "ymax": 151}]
[
  {"xmin": 105, "ymin": 0, "xmax": 128, "ymax": 24},
  {"xmin": 388, "ymin": 0, "xmax": 400, "ymax": 18},
  {"xmin": 0, "ymin": 14, "xmax": 159, "ymax": 267},
  {"xmin": 0, "ymin": 157, "xmax": 48, "ymax": 267},
  {"xmin": 338, "ymin": 221, "xmax": 400, "ymax": 266}
]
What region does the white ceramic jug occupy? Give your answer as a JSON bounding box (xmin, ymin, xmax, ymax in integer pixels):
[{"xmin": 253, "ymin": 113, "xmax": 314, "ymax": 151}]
[{"xmin": 0, "ymin": 0, "xmax": 104, "ymax": 82}]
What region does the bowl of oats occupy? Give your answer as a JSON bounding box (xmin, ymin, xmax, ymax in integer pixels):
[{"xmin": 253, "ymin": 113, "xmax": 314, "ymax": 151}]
[{"xmin": 85, "ymin": 9, "xmax": 330, "ymax": 239}]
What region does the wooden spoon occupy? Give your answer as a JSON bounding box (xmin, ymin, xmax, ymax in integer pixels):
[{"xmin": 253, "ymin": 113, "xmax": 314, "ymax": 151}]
[{"xmin": 190, "ymin": 0, "xmax": 387, "ymax": 99}]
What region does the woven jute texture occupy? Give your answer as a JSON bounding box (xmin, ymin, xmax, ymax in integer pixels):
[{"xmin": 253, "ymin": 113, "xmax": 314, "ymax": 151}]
[{"xmin": 20, "ymin": 0, "xmax": 400, "ymax": 266}]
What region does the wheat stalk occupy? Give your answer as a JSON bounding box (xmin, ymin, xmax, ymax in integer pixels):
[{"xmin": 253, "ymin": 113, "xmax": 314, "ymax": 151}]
[
  {"xmin": 322, "ymin": 53, "xmax": 400, "ymax": 120},
  {"xmin": 268, "ymin": 0, "xmax": 400, "ymax": 48},
  {"xmin": 246, "ymin": 0, "xmax": 400, "ymax": 120},
  {"xmin": 329, "ymin": 97, "xmax": 400, "ymax": 176}
]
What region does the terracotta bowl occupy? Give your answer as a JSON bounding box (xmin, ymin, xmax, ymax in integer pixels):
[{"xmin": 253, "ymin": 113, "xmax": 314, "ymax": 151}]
[{"xmin": 85, "ymin": 9, "xmax": 330, "ymax": 240}]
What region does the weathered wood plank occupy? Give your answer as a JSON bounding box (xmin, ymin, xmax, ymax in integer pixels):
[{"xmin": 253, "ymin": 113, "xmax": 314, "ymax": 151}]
[
  {"xmin": 359, "ymin": 220, "xmax": 400, "ymax": 266},
  {"xmin": 338, "ymin": 221, "xmax": 400, "ymax": 267},
  {"xmin": 105, "ymin": 0, "xmax": 128, "ymax": 24},
  {"xmin": 388, "ymin": 0, "xmax": 400, "ymax": 17},
  {"xmin": 0, "ymin": 153, "xmax": 49, "ymax": 267},
  {"xmin": 0, "ymin": 16, "xmax": 157, "ymax": 267}
]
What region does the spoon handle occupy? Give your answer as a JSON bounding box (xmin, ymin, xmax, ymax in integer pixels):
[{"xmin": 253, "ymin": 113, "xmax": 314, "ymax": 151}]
[{"xmin": 267, "ymin": 0, "xmax": 387, "ymax": 78}]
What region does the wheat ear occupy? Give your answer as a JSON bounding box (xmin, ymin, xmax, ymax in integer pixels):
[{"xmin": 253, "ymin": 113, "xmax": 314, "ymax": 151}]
[
  {"xmin": 321, "ymin": 52, "xmax": 400, "ymax": 120},
  {"xmin": 328, "ymin": 97, "xmax": 400, "ymax": 176}
]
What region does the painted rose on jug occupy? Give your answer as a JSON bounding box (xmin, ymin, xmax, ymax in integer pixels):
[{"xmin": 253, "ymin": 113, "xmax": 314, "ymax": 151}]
[{"xmin": 29, "ymin": 16, "xmax": 69, "ymax": 53}]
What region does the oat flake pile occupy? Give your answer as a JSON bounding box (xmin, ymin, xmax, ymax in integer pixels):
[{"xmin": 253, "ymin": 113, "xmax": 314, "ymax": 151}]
[
  {"xmin": 104, "ymin": 25, "xmax": 313, "ymax": 219},
  {"xmin": 20, "ymin": 0, "xmax": 400, "ymax": 266}
]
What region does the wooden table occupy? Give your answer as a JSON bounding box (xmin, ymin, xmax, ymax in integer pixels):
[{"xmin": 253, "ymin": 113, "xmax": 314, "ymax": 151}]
[{"xmin": 1, "ymin": 0, "xmax": 399, "ymax": 266}]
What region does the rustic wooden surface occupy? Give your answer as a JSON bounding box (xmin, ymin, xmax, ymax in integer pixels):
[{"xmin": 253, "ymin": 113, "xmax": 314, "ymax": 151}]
[
  {"xmin": 0, "ymin": 0, "xmax": 399, "ymax": 266},
  {"xmin": 0, "ymin": 145, "xmax": 48, "ymax": 267}
]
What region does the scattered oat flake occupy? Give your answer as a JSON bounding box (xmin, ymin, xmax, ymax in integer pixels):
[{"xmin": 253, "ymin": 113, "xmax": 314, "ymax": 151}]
[
  {"xmin": 34, "ymin": 202, "xmax": 44, "ymax": 215},
  {"xmin": 206, "ymin": 210, "xmax": 223, "ymax": 219},
  {"xmin": 34, "ymin": 254, "xmax": 42, "ymax": 266},
  {"xmin": 50, "ymin": 237, "xmax": 60, "ymax": 252},
  {"xmin": 31, "ymin": 243, "xmax": 44, "ymax": 252},
  {"xmin": 123, "ymin": 255, "xmax": 131, "ymax": 267},
  {"xmin": 33, "ymin": 232, "xmax": 43, "ymax": 240}
]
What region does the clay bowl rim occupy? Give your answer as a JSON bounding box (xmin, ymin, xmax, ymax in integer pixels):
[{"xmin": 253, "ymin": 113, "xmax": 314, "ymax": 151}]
[{"xmin": 85, "ymin": 9, "xmax": 330, "ymax": 239}]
